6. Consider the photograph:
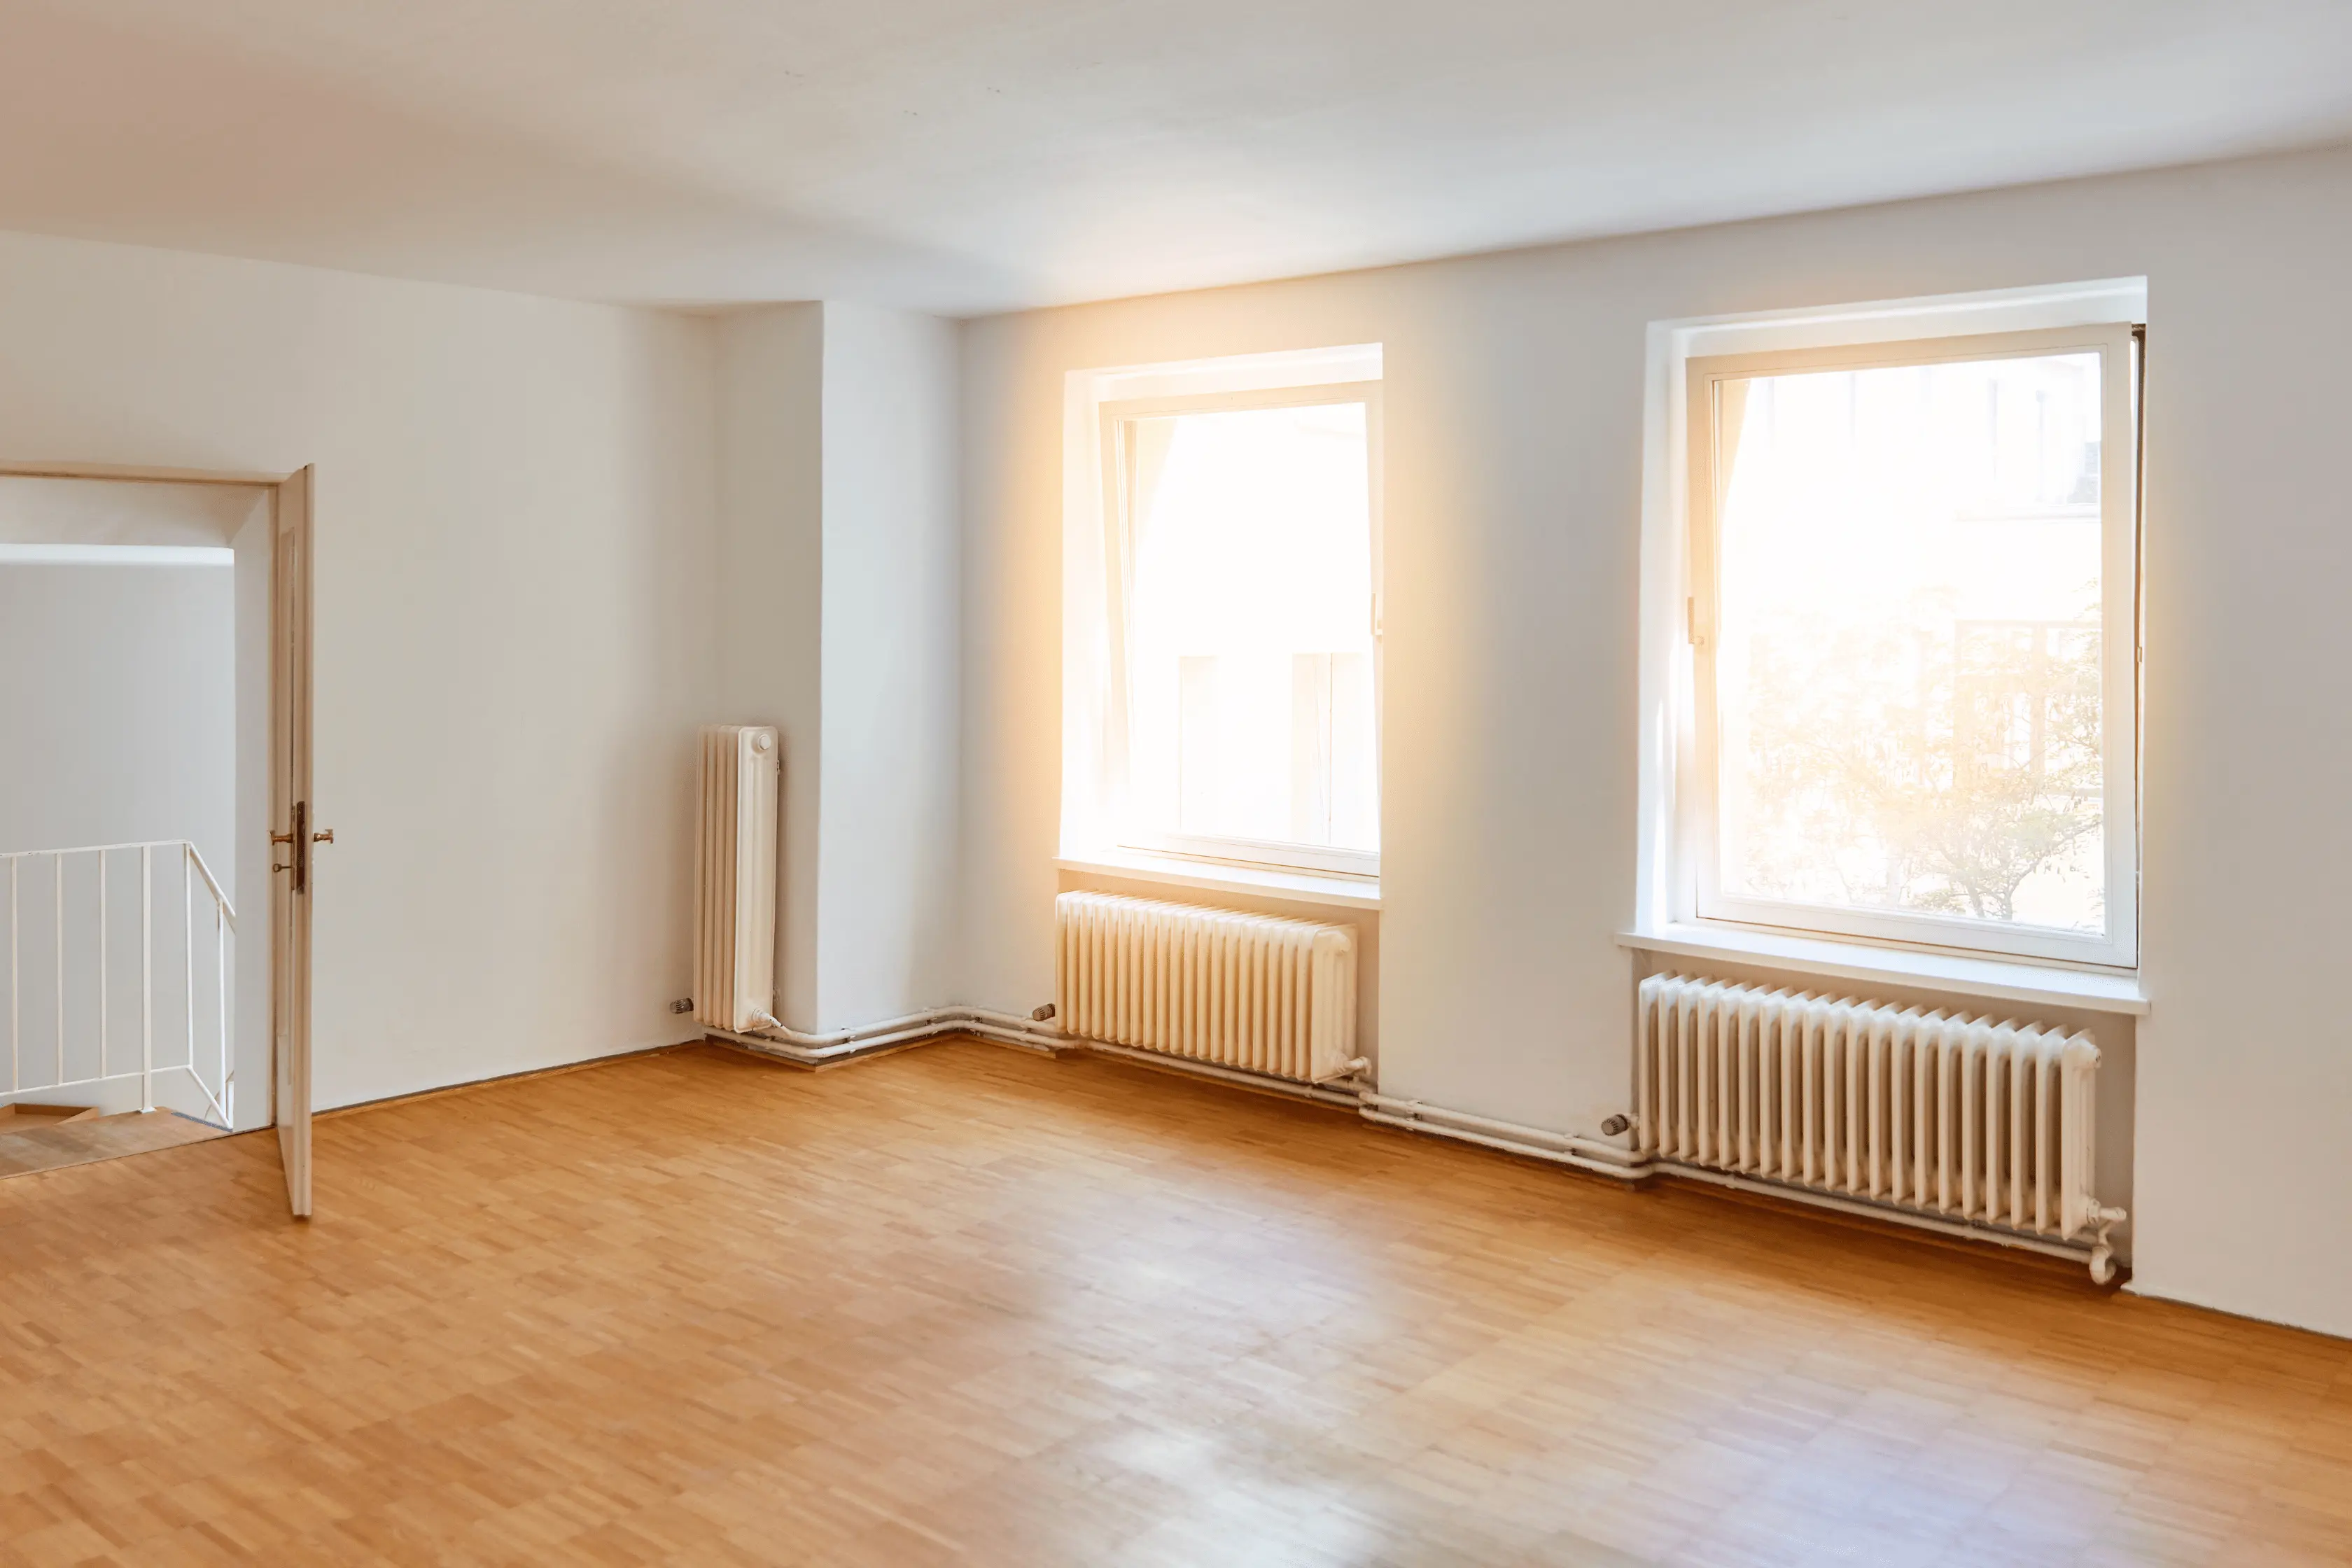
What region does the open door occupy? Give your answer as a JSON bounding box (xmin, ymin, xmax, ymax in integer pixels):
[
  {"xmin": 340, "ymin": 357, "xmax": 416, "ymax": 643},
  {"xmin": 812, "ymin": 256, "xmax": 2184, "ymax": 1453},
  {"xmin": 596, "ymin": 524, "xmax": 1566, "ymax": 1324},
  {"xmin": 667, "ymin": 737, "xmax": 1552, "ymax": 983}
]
[{"xmin": 270, "ymin": 466, "xmax": 316, "ymax": 1217}]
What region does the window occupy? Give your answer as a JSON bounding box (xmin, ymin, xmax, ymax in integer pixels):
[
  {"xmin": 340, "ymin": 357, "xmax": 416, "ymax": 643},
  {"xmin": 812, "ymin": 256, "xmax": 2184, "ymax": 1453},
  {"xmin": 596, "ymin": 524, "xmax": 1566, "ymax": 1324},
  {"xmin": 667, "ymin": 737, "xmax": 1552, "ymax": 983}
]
[
  {"xmin": 1685, "ymin": 323, "xmax": 2139, "ymax": 967},
  {"xmin": 1087, "ymin": 356, "xmax": 1382, "ymax": 878}
]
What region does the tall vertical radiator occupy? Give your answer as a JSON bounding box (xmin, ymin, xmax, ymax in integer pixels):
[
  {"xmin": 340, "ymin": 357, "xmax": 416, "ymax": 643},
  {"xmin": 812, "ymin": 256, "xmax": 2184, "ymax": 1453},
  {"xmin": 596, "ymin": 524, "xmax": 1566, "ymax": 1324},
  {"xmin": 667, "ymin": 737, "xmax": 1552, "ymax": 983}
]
[
  {"xmin": 1055, "ymin": 891, "xmax": 1360, "ymax": 1084},
  {"xmin": 1634, "ymin": 972, "xmax": 2127, "ymax": 1280},
  {"xmin": 694, "ymin": 725, "xmax": 779, "ymax": 1033}
]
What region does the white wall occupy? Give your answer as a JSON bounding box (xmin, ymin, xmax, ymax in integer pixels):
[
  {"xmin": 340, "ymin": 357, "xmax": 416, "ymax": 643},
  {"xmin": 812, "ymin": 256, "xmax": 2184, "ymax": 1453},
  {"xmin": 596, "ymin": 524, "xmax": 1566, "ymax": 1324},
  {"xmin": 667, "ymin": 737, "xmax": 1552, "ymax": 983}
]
[
  {"xmin": 817, "ymin": 302, "xmax": 963, "ymax": 1025},
  {"xmin": 712, "ymin": 300, "xmax": 963, "ymax": 1031},
  {"xmin": 0, "ymin": 230, "xmax": 720, "ymax": 1110},
  {"xmin": 958, "ymin": 144, "xmax": 2352, "ymax": 1339},
  {"xmin": 0, "ymin": 558, "xmax": 233, "ymax": 863},
  {"xmin": 715, "ymin": 303, "xmax": 827, "ymax": 1030}
]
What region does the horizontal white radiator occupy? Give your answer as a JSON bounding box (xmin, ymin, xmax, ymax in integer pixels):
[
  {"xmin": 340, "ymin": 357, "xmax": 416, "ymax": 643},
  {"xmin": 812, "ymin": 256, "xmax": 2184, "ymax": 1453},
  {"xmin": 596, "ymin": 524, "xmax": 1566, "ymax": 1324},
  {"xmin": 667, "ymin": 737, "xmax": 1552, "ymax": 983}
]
[
  {"xmin": 694, "ymin": 724, "xmax": 778, "ymax": 1035},
  {"xmin": 1055, "ymin": 892, "xmax": 1359, "ymax": 1084},
  {"xmin": 1635, "ymin": 972, "xmax": 2127, "ymax": 1278}
]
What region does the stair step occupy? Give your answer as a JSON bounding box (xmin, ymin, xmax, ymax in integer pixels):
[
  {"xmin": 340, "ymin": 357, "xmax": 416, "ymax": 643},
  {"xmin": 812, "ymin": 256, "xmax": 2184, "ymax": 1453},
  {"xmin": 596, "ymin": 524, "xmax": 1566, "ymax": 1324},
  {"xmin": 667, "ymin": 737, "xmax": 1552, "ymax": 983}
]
[
  {"xmin": 0, "ymin": 1103, "xmax": 101, "ymax": 1133},
  {"xmin": 0, "ymin": 1108, "xmax": 227, "ymax": 1180}
]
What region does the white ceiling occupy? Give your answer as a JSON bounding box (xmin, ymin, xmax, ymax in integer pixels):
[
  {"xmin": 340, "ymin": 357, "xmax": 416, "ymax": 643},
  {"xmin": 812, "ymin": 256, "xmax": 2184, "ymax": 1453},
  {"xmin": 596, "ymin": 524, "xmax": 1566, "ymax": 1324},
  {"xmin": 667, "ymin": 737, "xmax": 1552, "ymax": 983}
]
[{"xmin": 0, "ymin": 0, "xmax": 2346, "ymax": 316}]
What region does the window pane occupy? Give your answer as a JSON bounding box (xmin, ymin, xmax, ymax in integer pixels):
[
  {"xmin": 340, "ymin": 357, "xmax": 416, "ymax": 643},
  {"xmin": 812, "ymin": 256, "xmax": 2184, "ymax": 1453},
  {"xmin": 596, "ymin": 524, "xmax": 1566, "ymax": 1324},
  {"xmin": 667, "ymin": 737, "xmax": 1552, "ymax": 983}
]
[
  {"xmin": 1714, "ymin": 351, "xmax": 2106, "ymax": 934},
  {"xmin": 1125, "ymin": 401, "xmax": 1378, "ymax": 854}
]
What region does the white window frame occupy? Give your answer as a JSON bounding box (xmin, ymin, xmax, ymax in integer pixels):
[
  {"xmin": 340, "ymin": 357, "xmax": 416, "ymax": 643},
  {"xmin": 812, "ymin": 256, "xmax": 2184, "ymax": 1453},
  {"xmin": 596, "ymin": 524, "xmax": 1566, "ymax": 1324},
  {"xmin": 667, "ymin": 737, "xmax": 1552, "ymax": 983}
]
[
  {"xmin": 1676, "ymin": 313, "xmax": 2143, "ymax": 971},
  {"xmin": 1065, "ymin": 346, "xmax": 1385, "ymax": 883}
]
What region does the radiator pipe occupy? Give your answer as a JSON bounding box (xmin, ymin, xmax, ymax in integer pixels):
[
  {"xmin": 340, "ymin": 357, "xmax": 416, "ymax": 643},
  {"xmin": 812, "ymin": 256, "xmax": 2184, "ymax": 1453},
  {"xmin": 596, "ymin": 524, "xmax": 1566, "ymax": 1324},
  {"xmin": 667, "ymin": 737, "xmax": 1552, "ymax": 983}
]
[
  {"xmin": 746, "ymin": 1005, "xmax": 1032, "ymax": 1049},
  {"xmin": 1358, "ymin": 1105, "xmax": 1649, "ymax": 1181},
  {"xmin": 714, "ymin": 1005, "xmax": 1067, "ymax": 1063},
  {"xmin": 1357, "ymin": 1091, "xmax": 1644, "ymax": 1168}
]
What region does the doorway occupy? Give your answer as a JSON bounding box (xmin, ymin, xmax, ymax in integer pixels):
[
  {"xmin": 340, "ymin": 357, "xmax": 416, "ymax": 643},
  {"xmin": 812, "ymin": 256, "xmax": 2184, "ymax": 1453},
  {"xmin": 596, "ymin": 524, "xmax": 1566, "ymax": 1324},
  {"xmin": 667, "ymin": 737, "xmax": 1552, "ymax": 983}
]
[{"xmin": 0, "ymin": 464, "xmax": 314, "ymax": 1214}]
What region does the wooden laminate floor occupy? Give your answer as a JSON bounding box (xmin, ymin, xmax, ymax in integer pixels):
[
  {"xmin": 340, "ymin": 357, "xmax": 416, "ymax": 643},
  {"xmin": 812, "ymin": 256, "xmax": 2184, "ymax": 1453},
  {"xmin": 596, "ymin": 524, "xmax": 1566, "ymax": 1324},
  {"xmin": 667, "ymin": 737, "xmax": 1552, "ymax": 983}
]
[
  {"xmin": 0, "ymin": 1040, "xmax": 2344, "ymax": 1567},
  {"xmin": 0, "ymin": 1109, "xmax": 227, "ymax": 1180}
]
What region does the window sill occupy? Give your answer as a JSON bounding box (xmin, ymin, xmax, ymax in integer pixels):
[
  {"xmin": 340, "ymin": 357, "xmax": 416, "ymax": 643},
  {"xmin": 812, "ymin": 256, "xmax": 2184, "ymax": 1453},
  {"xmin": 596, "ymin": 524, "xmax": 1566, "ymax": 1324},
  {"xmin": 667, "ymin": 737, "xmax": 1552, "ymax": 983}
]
[
  {"xmin": 1056, "ymin": 849, "xmax": 1381, "ymax": 911},
  {"xmin": 1617, "ymin": 922, "xmax": 2147, "ymax": 1016}
]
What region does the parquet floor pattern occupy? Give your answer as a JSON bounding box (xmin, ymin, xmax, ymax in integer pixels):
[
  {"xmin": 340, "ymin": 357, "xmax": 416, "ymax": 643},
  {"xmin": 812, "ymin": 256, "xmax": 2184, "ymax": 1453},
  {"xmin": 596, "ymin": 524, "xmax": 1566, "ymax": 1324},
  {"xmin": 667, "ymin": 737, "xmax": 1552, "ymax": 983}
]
[
  {"xmin": 0, "ymin": 1110, "xmax": 226, "ymax": 1180},
  {"xmin": 0, "ymin": 1040, "xmax": 2344, "ymax": 1567}
]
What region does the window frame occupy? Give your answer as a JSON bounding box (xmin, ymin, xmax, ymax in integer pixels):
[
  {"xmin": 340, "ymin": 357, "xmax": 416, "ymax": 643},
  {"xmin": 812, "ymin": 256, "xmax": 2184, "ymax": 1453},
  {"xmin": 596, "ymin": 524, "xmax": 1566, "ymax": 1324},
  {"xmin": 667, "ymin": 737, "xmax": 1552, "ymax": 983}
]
[
  {"xmin": 1684, "ymin": 321, "xmax": 2142, "ymax": 969},
  {"xmin": 1097, "ymin": 379, "xmax": 1386, "ymax": 881}
]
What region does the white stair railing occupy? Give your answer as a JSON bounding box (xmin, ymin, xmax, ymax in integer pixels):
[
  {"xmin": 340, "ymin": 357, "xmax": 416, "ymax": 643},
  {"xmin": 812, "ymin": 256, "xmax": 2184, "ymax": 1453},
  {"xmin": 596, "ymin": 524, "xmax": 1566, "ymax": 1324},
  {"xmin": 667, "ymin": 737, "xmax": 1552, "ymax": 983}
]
[{"xmin": 2, "ymin": 841, "xmax": 236, "ymax": 1129}]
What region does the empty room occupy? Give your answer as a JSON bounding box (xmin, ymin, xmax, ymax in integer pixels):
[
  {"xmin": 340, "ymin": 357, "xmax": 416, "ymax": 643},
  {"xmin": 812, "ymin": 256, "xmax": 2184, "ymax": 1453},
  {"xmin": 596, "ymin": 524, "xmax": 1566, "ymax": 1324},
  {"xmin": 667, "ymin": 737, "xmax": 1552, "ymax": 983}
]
[{"xmin": 0, "ymin": 1, "xmax": 2347, "ymax": 1563}]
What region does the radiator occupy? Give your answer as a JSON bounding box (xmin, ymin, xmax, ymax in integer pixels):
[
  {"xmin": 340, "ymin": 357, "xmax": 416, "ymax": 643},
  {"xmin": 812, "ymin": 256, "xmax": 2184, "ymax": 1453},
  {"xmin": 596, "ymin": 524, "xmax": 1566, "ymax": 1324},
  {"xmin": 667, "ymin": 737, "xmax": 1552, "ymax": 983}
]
[
  {"xmin": 1634, "ymin": 972, "xmax": 2127, "ymax": 1278},
  {"xmin": 1055, "ymin": 892, "xmax": 1359, "ymax": 1084},
  {"xmin": 694, "ymin": 725, "xmax": 779, "ymax": 1033}
]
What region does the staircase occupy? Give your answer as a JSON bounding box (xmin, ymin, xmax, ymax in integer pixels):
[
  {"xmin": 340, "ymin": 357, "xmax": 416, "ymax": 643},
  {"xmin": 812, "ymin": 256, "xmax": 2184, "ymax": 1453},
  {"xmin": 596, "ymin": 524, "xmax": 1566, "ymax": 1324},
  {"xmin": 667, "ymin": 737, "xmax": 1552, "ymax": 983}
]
[
  {"xmin": 0, "ymin": 1101, "xmax": 226, "ymax": 1180},
  {"xmin": 1, "ymin": 839, "xmax": 237, "ymax": 1130},
  {"xmin": 0, "ymin": 1101, "xmax": 99, "ymax": 1132}
]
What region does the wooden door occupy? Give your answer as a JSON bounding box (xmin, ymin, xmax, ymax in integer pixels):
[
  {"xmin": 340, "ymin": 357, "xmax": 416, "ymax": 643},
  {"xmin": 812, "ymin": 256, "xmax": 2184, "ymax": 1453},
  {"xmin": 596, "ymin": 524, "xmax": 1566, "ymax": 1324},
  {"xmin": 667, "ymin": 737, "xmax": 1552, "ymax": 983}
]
[{"xmin": 270, "ymin": 466, "xmax": 316, "ymax": 1217}]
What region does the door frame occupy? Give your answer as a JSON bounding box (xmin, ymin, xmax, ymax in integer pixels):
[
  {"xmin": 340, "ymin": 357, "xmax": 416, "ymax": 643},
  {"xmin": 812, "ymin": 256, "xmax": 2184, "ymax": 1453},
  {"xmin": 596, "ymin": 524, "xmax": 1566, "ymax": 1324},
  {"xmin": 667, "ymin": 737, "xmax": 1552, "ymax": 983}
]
[{"xmin": 0, "ymin": 458, "xmax": 317, "ymax": 1218}]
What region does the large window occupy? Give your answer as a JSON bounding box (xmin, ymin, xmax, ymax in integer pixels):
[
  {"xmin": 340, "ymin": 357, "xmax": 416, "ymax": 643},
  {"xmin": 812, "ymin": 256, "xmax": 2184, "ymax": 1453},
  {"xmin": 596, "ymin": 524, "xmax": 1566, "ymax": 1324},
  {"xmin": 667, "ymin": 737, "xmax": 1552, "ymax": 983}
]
[
  {"xmin": 1686, "ymin": 323, "xmax": 2139, "ymax": 966},
  {"xmin": 1099, "ymin": 379, "xmax": 1382, "ymax": 877}
]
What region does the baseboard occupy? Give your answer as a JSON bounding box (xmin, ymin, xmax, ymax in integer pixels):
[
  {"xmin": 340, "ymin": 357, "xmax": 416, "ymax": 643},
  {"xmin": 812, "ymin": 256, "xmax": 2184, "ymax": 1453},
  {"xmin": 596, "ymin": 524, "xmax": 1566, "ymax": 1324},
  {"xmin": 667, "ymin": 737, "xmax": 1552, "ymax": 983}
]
[{"xmin": 316, "ymin": 1040, "xmax": 689, "ymax": 1120}]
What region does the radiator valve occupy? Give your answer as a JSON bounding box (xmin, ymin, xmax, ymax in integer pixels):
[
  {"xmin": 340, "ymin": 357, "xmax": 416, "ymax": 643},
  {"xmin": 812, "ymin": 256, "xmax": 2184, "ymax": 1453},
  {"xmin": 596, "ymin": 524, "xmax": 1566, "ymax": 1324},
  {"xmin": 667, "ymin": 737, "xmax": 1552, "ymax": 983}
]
[
  {"xmin": 669, "ymin": 998, "xmax": 694, "ymax": 1016},
  {"xmin": 1599, "ymin": 1114, "xmax": 1633, "ymax": 1138},
  {"xmin": 1031, "ymin": 1003, "xmax": 1056, "ymax": 1023}
]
